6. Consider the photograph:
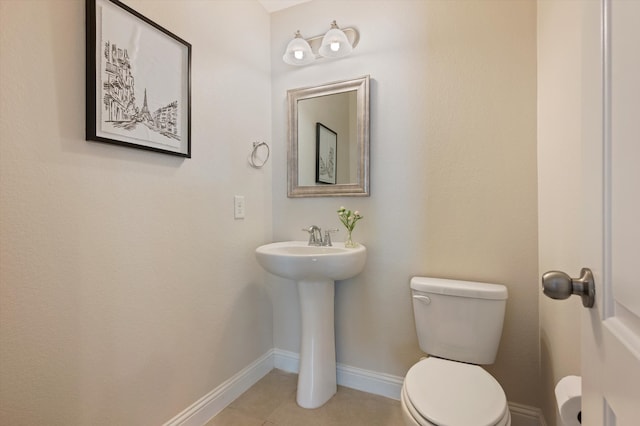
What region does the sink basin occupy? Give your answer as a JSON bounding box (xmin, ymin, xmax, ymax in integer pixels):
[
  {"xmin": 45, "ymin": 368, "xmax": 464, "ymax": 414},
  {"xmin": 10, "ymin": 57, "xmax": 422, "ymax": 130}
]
[
  {"xmin": 255, "ymin": 241, "xmax": 366, "ymax": 281},
  {"xmin": 255, "ymin": 240, "xmax": 367, "ymax": 409}
]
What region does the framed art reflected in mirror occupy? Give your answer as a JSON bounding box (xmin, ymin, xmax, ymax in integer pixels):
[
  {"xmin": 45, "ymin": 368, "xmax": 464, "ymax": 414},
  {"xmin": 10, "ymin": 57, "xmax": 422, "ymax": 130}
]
[{"xmin": 316, "ymin": 123, "xmax": 337, "ymax": 184}]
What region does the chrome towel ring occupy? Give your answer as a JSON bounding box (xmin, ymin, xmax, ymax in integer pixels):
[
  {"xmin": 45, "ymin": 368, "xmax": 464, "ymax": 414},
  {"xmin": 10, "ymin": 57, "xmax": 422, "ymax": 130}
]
[{"xmin": 248, "ymin": 141, "xmax": 270, "ymax": 168}]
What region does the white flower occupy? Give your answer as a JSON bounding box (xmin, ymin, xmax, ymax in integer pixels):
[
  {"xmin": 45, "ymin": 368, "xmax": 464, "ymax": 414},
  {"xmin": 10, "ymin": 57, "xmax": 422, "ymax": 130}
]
[{"xmin": 337, "ymin": 206, "xmax": 363, "ymax": 233}]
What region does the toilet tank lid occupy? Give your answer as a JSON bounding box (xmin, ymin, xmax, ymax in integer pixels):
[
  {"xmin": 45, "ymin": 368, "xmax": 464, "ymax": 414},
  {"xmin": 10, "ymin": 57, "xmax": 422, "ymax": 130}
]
[{"xmin": 411, "ymin": 277, "xmax": 508, "ymax": 300}]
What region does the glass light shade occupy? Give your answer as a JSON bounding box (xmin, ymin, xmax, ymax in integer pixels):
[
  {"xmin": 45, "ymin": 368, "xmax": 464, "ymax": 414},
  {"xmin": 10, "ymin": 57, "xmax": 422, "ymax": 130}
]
[
  {"xmin": 319, "ymin": 23, "xmax": 352, "ymax": 58},
  {"xmin": 283, "ymin": 33, "xmax": 315, "ymax": 66}
]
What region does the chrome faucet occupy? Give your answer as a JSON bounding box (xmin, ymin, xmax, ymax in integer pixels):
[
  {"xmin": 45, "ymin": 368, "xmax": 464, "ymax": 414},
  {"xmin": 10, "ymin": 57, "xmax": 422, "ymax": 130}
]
[
  {"xmin": 302, "ymin": 225, "xmax": 324, "ymax": 246},
  {"xmin": 302, "ymin": 225, "xmax": 338, "ymax": 246}
]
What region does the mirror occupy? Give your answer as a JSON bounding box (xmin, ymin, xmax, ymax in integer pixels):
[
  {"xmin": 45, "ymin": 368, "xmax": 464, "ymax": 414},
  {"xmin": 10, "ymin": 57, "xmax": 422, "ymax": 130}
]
[{"xmin": 287, "ymin": 75, "xmax": 370, "ymax": 197}]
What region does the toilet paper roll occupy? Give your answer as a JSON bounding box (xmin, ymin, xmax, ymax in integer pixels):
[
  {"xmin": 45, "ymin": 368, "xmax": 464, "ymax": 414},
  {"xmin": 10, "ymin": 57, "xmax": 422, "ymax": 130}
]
[{"xmin": 555, "ymin": 375, "xmax": 582, "ymax": 426}]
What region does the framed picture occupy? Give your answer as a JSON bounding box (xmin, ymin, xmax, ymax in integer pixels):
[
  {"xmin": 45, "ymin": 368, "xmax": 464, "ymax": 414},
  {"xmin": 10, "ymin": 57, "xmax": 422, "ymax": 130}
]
[
  {"xmin": 86, "ymin": 0, "xmax": 191, "ymax": 157},
  {"xmin": 316, "ymin": 123, "xmax": 337, "ymax": 184}
]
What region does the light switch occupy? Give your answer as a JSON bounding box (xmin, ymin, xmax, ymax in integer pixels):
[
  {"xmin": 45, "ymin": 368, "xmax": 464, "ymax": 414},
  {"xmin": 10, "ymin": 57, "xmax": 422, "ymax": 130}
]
[{"xmin": 234, "ymin": 195, "xmax": 245, "ymax": 219}]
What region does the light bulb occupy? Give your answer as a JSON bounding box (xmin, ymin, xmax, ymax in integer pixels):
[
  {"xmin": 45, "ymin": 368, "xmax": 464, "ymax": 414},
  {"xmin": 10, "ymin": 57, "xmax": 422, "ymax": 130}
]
[
  {"xmin": 294, "ymin": 50, "xmax": 304, "ymax": 60},
  {"xmin": 330, "ymin": 42, "xmax": 340, "ymax": 52}
]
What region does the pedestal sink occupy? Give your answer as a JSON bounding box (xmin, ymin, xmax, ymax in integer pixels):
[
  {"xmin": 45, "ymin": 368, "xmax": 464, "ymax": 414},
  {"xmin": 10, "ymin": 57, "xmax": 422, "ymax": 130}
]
[{"xmin": 255, "ymin": 241, "xmax": 367, "ymax": 408}]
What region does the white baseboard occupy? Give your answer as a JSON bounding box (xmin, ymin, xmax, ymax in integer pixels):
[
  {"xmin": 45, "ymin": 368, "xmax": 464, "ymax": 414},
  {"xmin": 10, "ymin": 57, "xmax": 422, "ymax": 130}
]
[
  {"xmin": 166, "ymin": 348, "xmax": 546, "ymax": 426},
  {"xmin": 272, "ymin": 347, "xmax": 299, "ymax": 373},
  {"xmin": 162, "ymin": 350, "xmax": 274, "ymax": 426},
  {"xmin": 338, "ymin": 362, "xmax": 405, "ymax": 400},
  {"xmin": 509, "ymin": 401, "xmax": 546, "ymax": 426},
  {"xmin": 273, "ymin": 348, "xmax": 404, "ymax": 401}
]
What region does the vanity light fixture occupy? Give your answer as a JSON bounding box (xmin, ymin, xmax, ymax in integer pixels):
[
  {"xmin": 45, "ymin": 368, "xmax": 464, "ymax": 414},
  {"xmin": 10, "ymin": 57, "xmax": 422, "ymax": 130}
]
[
  {"xmin": 282, "ymin": 30, "xmax": 315, "ymax": 66},
  {"xmin": 282, "ymin": 20, "xmax": 359, "ymax": 66}
]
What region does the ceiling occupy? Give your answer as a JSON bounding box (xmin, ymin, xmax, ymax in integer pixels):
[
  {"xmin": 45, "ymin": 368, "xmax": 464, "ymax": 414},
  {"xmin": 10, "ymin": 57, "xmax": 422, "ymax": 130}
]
[{"xmin": 257, "ymin": 0, "xmax": 312, "ymax": 13}]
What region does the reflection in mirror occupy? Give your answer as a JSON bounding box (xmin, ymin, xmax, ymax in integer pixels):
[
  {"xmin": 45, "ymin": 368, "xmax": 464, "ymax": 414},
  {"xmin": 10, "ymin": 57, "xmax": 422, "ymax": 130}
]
[
  {"xmin": 288, "ymin": 75, "xmax": 370, "ymax": 197},
  {"xmin": 315, "ymin": 122, "xmax": 338, "ymax": 185}
]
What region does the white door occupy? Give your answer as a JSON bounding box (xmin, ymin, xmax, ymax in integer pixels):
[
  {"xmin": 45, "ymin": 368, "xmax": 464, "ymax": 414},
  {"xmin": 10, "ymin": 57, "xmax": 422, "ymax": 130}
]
[{"xmin": 581, "ymin": 0, "xmax": 640, "ymax": 424}]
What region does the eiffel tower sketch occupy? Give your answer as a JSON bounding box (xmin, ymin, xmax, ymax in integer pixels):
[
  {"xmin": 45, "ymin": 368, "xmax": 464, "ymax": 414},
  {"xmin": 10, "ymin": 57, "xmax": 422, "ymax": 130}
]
[{"xmin": 102, "ymin": 41, "xmax": 179, "ymax": 141}]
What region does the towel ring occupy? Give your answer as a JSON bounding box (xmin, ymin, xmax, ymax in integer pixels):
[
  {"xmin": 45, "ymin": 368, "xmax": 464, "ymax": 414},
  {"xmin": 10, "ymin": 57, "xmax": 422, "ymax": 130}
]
[{"xmin": 248, "ymin": 141, "xmax": 270, "ymax": 169}]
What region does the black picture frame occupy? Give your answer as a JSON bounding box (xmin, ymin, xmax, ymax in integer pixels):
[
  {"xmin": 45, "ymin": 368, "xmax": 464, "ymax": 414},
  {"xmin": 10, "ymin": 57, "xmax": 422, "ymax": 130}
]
[
  {"xmin": 315, "ymin": 122, "xmax": 337, "ymax": 184},
  {"xmin": 86, "ymin": 0, "xmax": 191, "ymax": 157}
]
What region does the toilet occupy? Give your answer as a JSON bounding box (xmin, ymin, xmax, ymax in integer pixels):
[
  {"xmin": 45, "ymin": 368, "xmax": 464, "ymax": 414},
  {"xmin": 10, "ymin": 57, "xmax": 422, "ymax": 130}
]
[{"xmin": 401, "ymin": 277, "xmax": 511, "ymax": 426}]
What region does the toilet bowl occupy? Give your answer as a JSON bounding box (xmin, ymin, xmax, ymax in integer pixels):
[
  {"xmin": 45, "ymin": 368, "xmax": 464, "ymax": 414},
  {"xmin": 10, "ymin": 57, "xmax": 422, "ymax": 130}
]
[{"xmin": 400, "ymin": 357, "xmax": 510, "ymax": 426}]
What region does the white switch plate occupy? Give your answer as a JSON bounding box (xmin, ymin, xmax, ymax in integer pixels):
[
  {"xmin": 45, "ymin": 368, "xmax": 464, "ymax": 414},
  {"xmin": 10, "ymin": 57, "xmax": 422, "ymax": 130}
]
[{"xmin": 234, "ymin": 195, "xmax": 245, "ymax": 219}]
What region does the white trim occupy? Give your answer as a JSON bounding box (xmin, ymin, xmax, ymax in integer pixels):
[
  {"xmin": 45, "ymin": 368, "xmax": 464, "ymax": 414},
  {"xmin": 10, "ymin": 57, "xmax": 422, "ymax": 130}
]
[
  {"xmin": 162, "ymin": 350, "xmax": 274, "ymax": 426},
  {"xmin": 602, "ymin": 0, "xmax": 615, "ymax": 320},
  {"xmin": 508, "ymin": 401, "xmax": 546, "ymax": 426},
  {"xmin": 272, "ymin": 347, "xmax": 300, "ymax": 373},
  {"xmin": 337, "ymin": 363, "xmax": 404, "ymax": 400},
  {"xmin": 166, "ymin": 348, "xmax": 546, "ymax": 426},
  {"xmin": 273, "ymin": 348, "xmax": 404, "ymax": 400}
]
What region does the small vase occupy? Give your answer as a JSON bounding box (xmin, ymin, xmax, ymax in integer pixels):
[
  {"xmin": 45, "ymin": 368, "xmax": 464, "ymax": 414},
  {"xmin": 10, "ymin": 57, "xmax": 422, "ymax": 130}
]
[{"xmin": 344, "ymin": 229, "xmax": 358, "ymax": 248}]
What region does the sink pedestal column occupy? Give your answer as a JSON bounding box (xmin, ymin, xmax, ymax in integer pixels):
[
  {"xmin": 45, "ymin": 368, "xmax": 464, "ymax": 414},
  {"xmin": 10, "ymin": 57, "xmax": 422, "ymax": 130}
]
[{"xmin": 296, "ymin": 278, "xmax": 336, "ymax": 409}]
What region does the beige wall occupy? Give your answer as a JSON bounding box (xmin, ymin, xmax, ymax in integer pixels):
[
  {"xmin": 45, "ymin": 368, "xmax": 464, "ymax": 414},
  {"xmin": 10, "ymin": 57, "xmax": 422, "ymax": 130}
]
[
  {"xmin": 270, "ymin": 0, "xmax": 540, "ymax": 408},
  {"xmin": 537, "ymin": 1, "xmax": 584, "ymax": 425},
  {"xmin": 0, "ymin": 1, "xmax": 273, "ymax": 424},
  {"xmin": 1, "ymin": 0, "xmax": 548, "ymax": 422}
]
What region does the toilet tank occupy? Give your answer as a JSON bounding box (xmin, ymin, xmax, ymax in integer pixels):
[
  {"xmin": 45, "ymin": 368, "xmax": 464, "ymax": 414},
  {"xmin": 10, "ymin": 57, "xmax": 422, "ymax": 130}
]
[{"xmin": 410, "ymin": 277, "xmax": 508, "ymax": 365}]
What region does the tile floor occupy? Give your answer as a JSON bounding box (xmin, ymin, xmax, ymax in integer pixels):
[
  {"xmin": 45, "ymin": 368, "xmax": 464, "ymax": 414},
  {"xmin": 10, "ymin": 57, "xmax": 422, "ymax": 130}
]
[{"xmin": 205, "ymin": 369, "xmax": 405, "ymax": 426}]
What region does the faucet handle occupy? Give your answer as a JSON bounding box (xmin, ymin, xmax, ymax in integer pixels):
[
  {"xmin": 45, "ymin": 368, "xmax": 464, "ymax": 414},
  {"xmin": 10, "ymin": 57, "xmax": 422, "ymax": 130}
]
[{"xmin": 323, "ymin": 228, "xmax": 339, "ymax": 246}]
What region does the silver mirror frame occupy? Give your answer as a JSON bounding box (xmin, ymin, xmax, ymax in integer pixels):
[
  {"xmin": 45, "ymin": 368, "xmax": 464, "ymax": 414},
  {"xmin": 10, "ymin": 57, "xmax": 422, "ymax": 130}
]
[{"xmin": 287, "ymin": 75, "xmax": 370, "ymax": 197}]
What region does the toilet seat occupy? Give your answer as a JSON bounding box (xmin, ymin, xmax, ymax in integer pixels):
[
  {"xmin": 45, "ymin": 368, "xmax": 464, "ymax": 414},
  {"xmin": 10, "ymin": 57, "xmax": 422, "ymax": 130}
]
[{"xmin": 403, "ymin": 357, "xmax": 509, "ymax": 426}]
